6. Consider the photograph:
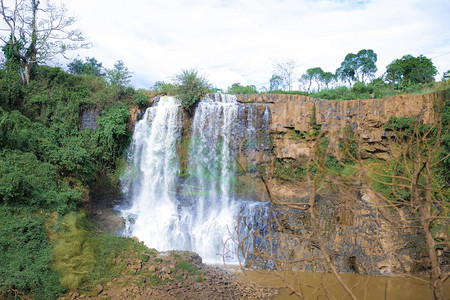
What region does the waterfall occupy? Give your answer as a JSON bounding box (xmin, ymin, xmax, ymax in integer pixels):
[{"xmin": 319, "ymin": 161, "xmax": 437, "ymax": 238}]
[
  {"xmin": 120, "ymin": 96, "xmax": 182, "ymax": 251},
  {"xmin": 120, "ymin": 94, "xmax": 271, "ymax": 264}
]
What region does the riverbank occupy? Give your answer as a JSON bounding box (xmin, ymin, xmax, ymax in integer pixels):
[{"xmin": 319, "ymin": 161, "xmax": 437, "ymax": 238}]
[{"xmin": 59, "ymin": 241, "xmax": 277, "ymax": 300}]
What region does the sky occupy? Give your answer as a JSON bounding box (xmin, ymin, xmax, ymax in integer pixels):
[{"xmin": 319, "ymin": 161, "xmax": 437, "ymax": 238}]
[{"xmin": 62, "ymin": 0, "xmax": 450, "ymax": 91}]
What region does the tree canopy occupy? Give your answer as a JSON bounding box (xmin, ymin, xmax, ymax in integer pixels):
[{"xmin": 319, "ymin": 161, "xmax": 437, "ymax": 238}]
[
  {"xmin": 269, "ymin": 75, "xmax": 283, "ymax": 91},
  {"xmin": 336, "ymin": 49, "xmax": 377, "ymax": 85},
  {"xmin": 67, "ymin": 57, "xmax": 104, "ymax": 77},
  {"xmin": 107, "ymin": 60, "xmax": 132, "ymax": 87},
  {"xmin": 386, "ymin": 54, "xmax": 437, "ymax": 84}
]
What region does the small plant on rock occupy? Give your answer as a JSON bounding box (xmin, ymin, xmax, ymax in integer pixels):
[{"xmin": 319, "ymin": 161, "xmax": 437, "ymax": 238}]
[{"xmin": 174, "ymin": 69, "xmax": 212, "ymax": 110}]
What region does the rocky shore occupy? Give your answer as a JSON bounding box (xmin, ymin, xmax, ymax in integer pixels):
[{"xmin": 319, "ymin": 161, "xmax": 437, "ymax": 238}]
[{"xmin": 60, "ymin": 242, "xmax": 277, "ymax": 300}]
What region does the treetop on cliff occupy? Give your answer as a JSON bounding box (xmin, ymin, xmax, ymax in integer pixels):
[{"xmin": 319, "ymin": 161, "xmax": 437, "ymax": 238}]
[{"xmin": 386, "ymin": 54, "xmax": 437, "ymax": 85}]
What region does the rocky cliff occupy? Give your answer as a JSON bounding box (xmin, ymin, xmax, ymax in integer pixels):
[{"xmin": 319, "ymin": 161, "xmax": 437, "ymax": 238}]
[
  {"xmin": 236, "ymin": 93, "xmax": 436, "ymax": 160},
  {"xmin": 234, "ymin": 92, "xmax": 441, "ymax": 275}
]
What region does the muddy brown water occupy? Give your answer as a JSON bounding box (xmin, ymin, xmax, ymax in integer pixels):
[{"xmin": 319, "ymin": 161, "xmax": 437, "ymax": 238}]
[{"xmin": 227, "ymin": 267, "xmax": 450, "ymax": 299}]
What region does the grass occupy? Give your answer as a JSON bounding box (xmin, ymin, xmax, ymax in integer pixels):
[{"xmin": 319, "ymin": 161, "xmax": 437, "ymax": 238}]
[
  {"xmin": 148, "ymin": 275, "xmax": 162, "ymax": 286},
  {"xmin": 175, "ymin": 261, "xmax": 198, "ymax": 275},
  {"xmin": 137, "ymin": 254, "xmax": 150, "ymax": 262},
  {"xmin": 51, "ymin": 212, "xmax": 151, "ymax": 292}
]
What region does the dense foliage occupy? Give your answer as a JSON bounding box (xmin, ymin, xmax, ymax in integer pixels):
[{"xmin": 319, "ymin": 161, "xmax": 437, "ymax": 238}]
[
  {"xmin": 0, "ymin": 209, "xmax": 65, "ymax": 300},
  {"xmin": 0, "ymin": 61, "xmax": 134, "ymax": 298},
  {"xmin": 386, "ymin": 54, "xmax": 437, "ymax": 85},
  {"xmin": 68, "ymin": 57, "xmax": 105, "ymax": 77}
]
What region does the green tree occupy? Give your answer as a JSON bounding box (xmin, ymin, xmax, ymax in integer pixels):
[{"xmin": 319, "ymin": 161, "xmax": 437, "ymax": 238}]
[
  {"xmin": 92, "ymin": 105, "xmax": 131, "ymax": 168},
  {"xmin": 174, "ymin": 69, "xmax": 212, "ymax": 109},
  {"xmin": 355, "ymin": 49, "xmax": 377, "ymax": 83},
  {"xmin": 0, "ymin": 0, "xmax": 89, "ymax": 85},
  {"xmin": 107, "ymin": 60, "xmax": 132, "ymax": 87},
  {"xmin": 67, "ymin": 57, "xmax": 104, "ymax": 77},
  {"xmin": 336, "ymin": 53, "xmax": 357, "ymax": 86},
  {"xmin": 320, "ymin": 71, "xmax": 335, "ymax": 89},
  {"xmin": 152, "ymin": 81, "xmax": 176, "ymax": 95},
  {"xmin": 269, "ymin": 74, "xmax": 283, "ymax": 91},
  {"xmin": 386, "ymin": 54, "xmax": 437, "ymax": 84},
  {"xmin": 310, "ymin": 67, "xmax": 325, "ymax": 91},
  {"xmin": 227, "ymin": 83, "xmax": 258, "ymax": 94},
  {"xmin": 336, "ymin": 49, "xmax": 377, "ymax": 85},
  {"xmin": 443, "ymin": 70, "xmax": 450, "ymax": 81},
  {"xmin": 300, "ymin": 67, "xmax": 324, "ymax": 92}
]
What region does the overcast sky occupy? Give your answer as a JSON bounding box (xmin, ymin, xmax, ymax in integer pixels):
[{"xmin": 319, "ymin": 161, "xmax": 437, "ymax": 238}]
[{"xmin": 64, "ymin": 0, "xmax": 450, "ymax": 90}]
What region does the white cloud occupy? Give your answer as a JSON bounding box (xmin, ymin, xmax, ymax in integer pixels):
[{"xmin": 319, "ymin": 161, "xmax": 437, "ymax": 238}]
[{"xmin": 63, "ymin": 0, "xmax": 450, "ymax": 89}]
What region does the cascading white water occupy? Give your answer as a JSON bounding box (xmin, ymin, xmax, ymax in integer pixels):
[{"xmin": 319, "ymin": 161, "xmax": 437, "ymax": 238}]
[
  {"xmin": 181, "ymin": 94, "xmax": 240, "ymax": 263},
  {"xmin": 121, "ymin": 94, "xmax": 271, "ymax": 264},
  {"xmin": 120, "ymin": 96, "xmax": 181, "ymax": 251}
]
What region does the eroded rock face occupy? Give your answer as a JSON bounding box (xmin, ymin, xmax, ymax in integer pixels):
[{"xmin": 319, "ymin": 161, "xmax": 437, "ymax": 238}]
[
  {"xmin": 259, "ymin": 185, "xmax": 421, "ymax": 276},
  {"xmin": 233, "ymin": 93, "xmax": 437, "ymax": 275},
  {"xmin": 237, "ymin": 93, "xmax": 436, "ymax": 160}
]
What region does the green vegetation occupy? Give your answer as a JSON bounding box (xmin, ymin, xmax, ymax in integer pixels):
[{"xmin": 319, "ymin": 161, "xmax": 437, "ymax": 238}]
[
  {"xmin": 132, "ymin": 91, "xmax": 150, "ymax": 106},
  {"xmin": 0, "ymin": 49, "xmax": 137, "ymax": 298},
  {"xmin": 149, "ymin": 69, "xmax": 213, "ymax": 110},
  {"xmin": 175, "ymin": 261, "xmax": 198, "ymax": 275},
  {"xmin": 227, "ymin": 83, "xmax": 258, "ymax": 94},
  {"xmin": 336, "ymin": 49, "xmax": 377, "ymax": 85},
  {"xmin": 151, "ymin": 81, "xmax": 177, "ymax": 95},
  {"xmin": 268, "ymin": 50, "xmax": 441, "ymax": 102},
  {"xmin": 386, "ymin": 54, "xmax": 437, "ymax": 85},
  {"xmin": 50, "ymin": 212, "xmax": 157, "ymax": 293},
  {"xmin": 274, "ymin": 159, "xmax": 307, "ymax": 182},
  {"xmin": 269, "ymin": 75, "xmax": 283, "ymax": 91},
  {"xmin": 174, "ymin": 69, "xmax": 212, "ymax": 109},
  {"xmin": 0, "ymin": 0, "xmax": 88, "ymax": 85},
  {"xmin": 68, "ymin": 57, "xmax": 105, "ymax": 77},
  {"xmin": 0, "ymin": 2, "xmax": 140, "ymax": 296},
  {"xmin": 267, "ymin": 79, "xmax": 438, "ymax": 101},
  {"xmin": 0, "ymin": 209, "xmax": 65, "ymax": 300}
]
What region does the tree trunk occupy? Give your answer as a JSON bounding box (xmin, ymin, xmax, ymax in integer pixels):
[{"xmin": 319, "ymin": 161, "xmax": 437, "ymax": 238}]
[
  {"xmin": 23, "ymin": 62, "xmax": 31, "ymax": 85},
  {"xmin": 420, "ymin": 164, "xmax": 447, "ymax": 300}
]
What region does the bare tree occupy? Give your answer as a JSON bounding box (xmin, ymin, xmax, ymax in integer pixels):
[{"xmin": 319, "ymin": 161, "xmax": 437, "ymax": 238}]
[
  {"xmin": 0, "ymin": 0, "xmax": 89, "ymax": 84},
  {"xmin": 327, "ymin": 98, "xmax": 449, "ymax": 299},
  {"xmin": 358, "ymin": 121, "xmax": 449, "ymax": 300},
  {"xmin": 273, "ymin": 59, "xmax": 297, "ymax": 91},
  {"xmin": 231, "ymin": 131, "xmax": 359, "ymax": 299}
]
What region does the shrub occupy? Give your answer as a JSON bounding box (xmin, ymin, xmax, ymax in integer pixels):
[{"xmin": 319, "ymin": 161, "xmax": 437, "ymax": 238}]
[
  {"xmin": 0, "ymin": 149, "xmax": 82, "ymax": 214},
  {"xmin": 132, "ymin": 92, "xmax": 149, "ymax": 106},
  {"xmin": 0, "ymin": 208, "xmax": 66, "ymax": 299},
  {"xmin": 152, "ymin": 81, "xmax": 177, "ymax": 95},
  {"xmin": 227, "ymin": 83, "xmax": 258, "ymax": 94},
  {"xmin": 174, "ymin": 69, "xmax": 212, "ymax": 109},
  {"xmin": 92, "ymin": 105, "xmax": 131, "ymax": 168}
]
